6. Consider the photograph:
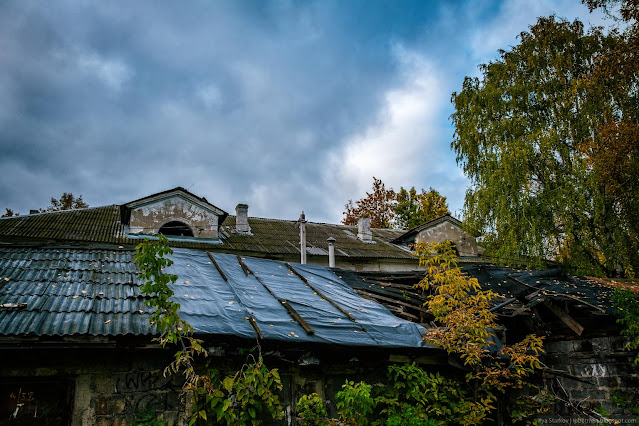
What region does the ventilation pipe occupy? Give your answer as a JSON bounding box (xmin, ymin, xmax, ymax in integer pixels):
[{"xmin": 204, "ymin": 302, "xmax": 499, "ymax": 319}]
[
  {"xmin": 327, "ymin": 237, "xmax": 336, "ymax": 268},
  {"xmin": 235, "ymin": 204, "xmax": 250, "ymax": 233},
  {"xmin": 357, "ymin": 217, "xmax": 372, "ymax": 242},
  {"xmin": 299, "ymin": 211, "xmax": 307, "ymax": 264}
]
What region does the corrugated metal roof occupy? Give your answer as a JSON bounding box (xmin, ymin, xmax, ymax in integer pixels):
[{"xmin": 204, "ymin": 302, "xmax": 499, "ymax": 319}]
[
  {"xmin": 0, "ymin": 206, "xmax": 416, "ymax": 260},
  {"xmin": 0, "ymin": 246, "xmax": 154, "ymax": 337},
  {"xmin": 0, "ymin": 246, "xmax": 430, "ymax": 348}
]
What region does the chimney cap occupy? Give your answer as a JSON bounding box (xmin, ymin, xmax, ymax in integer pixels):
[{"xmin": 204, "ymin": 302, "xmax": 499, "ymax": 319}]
[{"xmin": 327, "ymin": 237, "xmax": 336, "ymax": 243}]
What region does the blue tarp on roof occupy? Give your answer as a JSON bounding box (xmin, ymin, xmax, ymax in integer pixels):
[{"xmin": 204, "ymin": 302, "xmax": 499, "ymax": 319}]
[
  {"xmin": 167, "ymin": 249, "xmax": 429, "ymax": 347},
  {"xmin": 0, "ymin": 247, "xmax": 430, "ymax": 348}
]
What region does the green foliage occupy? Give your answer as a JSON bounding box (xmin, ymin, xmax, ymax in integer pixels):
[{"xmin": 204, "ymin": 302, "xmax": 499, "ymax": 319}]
[
  {"xmin": 394, "ymin": 187, "xmax": 450, "ymax": 230},
  {"xmin": 414, "ymin": 241, "xmax": 550, "ymax": 424},
  {"xmin": 136, "ymin": 235, "xmax": 187, "ymax": 342},
  {"xmin": 2, "ymin": 192, "xmax": 89, "ymax": 216},
  {"xmin": 336, "ymin": 381, "xmax": 375, "ymax": 425},
  {"xmin": 135, "ymin": 234, "xmax": 205, "ymax": 387},
  {"xmin": 375, "ymin": 363, "xmax": 473, "ymax": 426},
  {"xmin": 612, "ymin": 288, "xmax": 639, "ymax": 364},
  {"xmin": 415, "ymin": 241, "xmax": 498, "ymax": 367},
  {"xmin": 199, "ymin": 355, "xmax": 284, "ymax": 426},
  {"xmin": 451, "ymin": 15, "xmax": 639, "ymax": 277},
  {"xmin": 133, "ymin": 408, "xmax": 165, "ymax": 426},
  {"xmin": 342, "ymin": 177, "xmax": 451, "ymax": 230},
  {"xmin": 309, "ymin": 243, "xmax": 549, "ymax": 425},
  {"xmin": 297, "ymin": 393, "xmax": 329, "ymax": 425},
  {"xmin": 611, "ymin": 391, "xmax": 639, "ymax": 417},
  {"xmin": 1, "ymin": 208, "xmax": 18, "ymax": 217}
]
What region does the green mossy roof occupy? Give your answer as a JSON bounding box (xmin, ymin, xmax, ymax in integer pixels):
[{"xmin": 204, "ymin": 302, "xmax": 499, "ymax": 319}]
[{"xmin": 0, "ymin": 206, "xmax": 415, "ymax": 260}]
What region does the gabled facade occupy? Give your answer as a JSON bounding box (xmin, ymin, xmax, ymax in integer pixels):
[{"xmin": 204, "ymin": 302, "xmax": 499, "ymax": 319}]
[
  {"xmin": 124, "ymin": 187, "xmax": 228, "ymax": 239},
  {"xmin": 392, "ymin": 214, "xmax": 484, "ymax": 258}
]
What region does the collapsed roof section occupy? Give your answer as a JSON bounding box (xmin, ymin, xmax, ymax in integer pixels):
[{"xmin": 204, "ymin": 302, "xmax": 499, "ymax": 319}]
[
  {"xmin": 0, "ymin": 246, "xmax": 430, "ymax": 348},
  {"xmin": 346, "ymin": 265, "xmax": 621, "ymax": 340}
]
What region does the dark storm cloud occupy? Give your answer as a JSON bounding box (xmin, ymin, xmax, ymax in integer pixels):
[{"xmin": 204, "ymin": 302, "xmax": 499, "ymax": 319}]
[{"xmin": 0, "ymin": 0, "xmax": 608, "ymax": 222}]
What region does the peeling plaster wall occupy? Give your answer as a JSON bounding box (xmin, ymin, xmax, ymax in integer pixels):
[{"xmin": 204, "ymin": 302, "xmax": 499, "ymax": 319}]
[
  {"xmin": 129, "ymin": 197, "xmax": 220, "ymax": 239},
  {"xmin": 414, "ymin": 222, "xmax": 481, "ymax": 257}
]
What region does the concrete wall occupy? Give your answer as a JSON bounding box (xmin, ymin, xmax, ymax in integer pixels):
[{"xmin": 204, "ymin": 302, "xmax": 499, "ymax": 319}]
[
  {"xmin": 542, "ymin": 336, "xmax": 639, "ymax": 418},
  {"xmin": 414, "ymin": 221, "xmax": 482, "ymax": 257},
  {"xmin": 0, "ymin": 344, "xmax": 446, "ymax": 425},
  {"xmin": 1, "ymin": 347, "xmax": 188, "ymax": 426},
  {"xmin": 4, "ymin": 339, "xmax": 637, "ymax": 424},
  {"xmin": 309, "ymin": 256, "xmax": 420, "ymax": 272},
  {"xmin": 129, "ymin": 196, "xmax": 221, "ymax": 239}
]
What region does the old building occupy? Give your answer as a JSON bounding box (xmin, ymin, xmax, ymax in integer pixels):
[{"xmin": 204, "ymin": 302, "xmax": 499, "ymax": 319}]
[
  {"xmin": 0, "ymin": 187, "xmax": 636, "ymax": 423},
  {"xmin": 0, "ymin": 188, "xmax": 449, "ymax": 425}
]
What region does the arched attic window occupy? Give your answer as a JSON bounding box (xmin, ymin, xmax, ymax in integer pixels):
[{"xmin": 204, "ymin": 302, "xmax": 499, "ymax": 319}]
[{"xmin": 159, "ymin": 221, "xmax": 194, "ymax": 237}]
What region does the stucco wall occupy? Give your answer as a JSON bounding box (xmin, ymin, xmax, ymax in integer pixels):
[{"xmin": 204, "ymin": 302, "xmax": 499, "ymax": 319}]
[
  {"xmin": 129, "ymin": 196, "xmax": 220, "ymax": 239},
  {"xmin": 414, "ymin": 221, "xmax": 481, "ymax": 257}
]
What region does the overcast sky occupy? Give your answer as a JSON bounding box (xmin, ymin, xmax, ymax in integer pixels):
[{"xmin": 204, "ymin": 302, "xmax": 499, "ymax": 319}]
[{"xmin": 0, "ymin": 0, "xmax": 609, "ymax": 224}]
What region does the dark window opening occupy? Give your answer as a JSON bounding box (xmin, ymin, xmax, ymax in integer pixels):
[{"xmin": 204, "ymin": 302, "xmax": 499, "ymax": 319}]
[
  {"xmin": 159, "ymin": 221, "xmax": 194, "ymax": 237},
  {"xmin": 1, "ymin": 378, "xmax": 74, "ymax": 425}
]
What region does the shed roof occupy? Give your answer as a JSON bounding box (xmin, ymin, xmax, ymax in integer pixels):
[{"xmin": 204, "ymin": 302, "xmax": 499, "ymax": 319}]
[{"xmin": 0, "ymin": 246, "xmax": 429, "ymax": 348}]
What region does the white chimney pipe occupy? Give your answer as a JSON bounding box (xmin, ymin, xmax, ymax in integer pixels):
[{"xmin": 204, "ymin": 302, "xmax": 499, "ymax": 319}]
[
  {"xmin": 357, "ymin": 217, "xmax": 372, "ymax": 242},
  {"xmin": 235, "ymin": 204, "xmax": 250, "ymax": 233},
  {"xmin": 299, "ymin": 211, "xmax": 307, "ymax": 264},
  {"xmin": 327, "ymin": 237, "xmax": 336, "ymax": 267}
]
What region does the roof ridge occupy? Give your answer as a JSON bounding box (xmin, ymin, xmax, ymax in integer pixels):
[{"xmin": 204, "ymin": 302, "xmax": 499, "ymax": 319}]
[
  {"xmin": 0, "ymin": 204, "xmax": 118, "ymax": 220},
  {"xmin": 223, "ymin": 214, "xmax": 402, "ymax": 230}
]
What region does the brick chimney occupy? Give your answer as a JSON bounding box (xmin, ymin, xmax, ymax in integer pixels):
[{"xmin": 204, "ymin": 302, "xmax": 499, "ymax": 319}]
[
  {"xmin": 235, "ymin": 204, "xmax": 250, "ymax": 233},
  {"xmin": 357, "ymin": 217, "xmax": 372, "ymax": 242}
]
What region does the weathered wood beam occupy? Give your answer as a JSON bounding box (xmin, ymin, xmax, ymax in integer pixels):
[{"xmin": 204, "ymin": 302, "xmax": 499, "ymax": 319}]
[
  {"xmin": 207, "ymin": 252, "xmax": 228, "ymax": 281},
  {"xmin": 544, "ymin": 300, "xmax": 584, "ymax": 336},
  {"xmin": 281, "ymin": 300, "xmax": 314, "ymax": 335},
  {"xmin": 247, "ymin": 316, "xmax": 263, "ymax": 340},
  {"xmin": 236, "ymin": 255, "xmax": 252, "ymax": 276},
  {"xmin": 285, "ymin": 262, "xmax": 355, "ymax": 322},
  {"xmin": 355, "ymin": 289, "xmax": 430, "ymax": 314}
]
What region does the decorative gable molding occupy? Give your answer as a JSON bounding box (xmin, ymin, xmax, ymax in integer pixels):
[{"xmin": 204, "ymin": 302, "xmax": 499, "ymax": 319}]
[{"xmin": 125, "ymin": 188, "xmax": 228, "ymax": 239}]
